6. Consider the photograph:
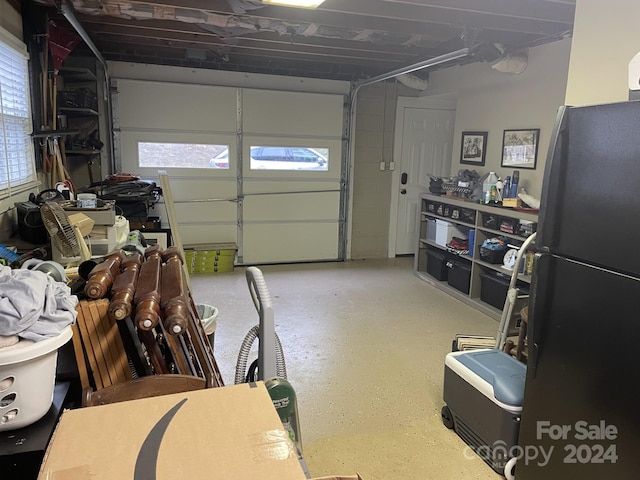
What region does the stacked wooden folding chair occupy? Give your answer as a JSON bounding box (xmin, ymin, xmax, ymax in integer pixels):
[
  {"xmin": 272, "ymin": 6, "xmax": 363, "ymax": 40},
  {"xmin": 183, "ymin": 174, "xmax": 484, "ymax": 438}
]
[{"xmin": 72, "ymin": 245, "xmax": 224, "ymax": 407}]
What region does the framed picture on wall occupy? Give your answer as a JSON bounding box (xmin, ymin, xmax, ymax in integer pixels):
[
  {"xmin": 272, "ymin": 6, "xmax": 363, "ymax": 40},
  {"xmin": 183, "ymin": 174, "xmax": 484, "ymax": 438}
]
[
  {"xmin": 460, "ymin": 131, "xmax": 488, "ymax": 166},
  {"xmin": 501, "ymin": 128, "xmax": 540, "ymax": 169}
]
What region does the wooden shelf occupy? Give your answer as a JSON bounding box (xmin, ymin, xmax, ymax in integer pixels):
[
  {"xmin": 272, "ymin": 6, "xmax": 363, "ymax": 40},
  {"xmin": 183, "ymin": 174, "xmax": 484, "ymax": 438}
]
[
  {"xmin": 415, "ymin": 193, "xmax": 538, "ymax": 320},
  {"xmin": 58, "ymin": 107, "xmax": 99, "ymax": 117},
  {"xmin": 59, "ymin": 67, "xmax": 96, "ymax": 82}
]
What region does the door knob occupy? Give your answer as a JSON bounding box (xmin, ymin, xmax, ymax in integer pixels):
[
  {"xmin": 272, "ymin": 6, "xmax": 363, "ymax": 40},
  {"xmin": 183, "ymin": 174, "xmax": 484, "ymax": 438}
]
[{"xmin": 401, "ymin": 173, "xmax": 408, "ymax": 185}]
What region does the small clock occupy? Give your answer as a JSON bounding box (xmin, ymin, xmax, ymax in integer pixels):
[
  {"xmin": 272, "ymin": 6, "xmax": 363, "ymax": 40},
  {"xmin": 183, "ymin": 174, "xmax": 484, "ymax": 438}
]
[{"xmin": 503, "ymin": 248, "xmax": 519, "ymax": 270}]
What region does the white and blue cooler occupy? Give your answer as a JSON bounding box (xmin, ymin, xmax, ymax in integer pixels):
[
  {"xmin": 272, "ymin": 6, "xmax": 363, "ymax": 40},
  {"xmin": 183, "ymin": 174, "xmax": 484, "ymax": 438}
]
[{"xmin": 442, "ymin": 349, "xmax": 526, "ymax": 474}]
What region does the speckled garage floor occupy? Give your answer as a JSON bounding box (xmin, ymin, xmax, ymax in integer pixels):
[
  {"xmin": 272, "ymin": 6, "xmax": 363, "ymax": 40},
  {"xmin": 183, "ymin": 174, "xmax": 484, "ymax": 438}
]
[{"xmin": 190, "ymin": 257, "xmax": 500, "ymax": 480}]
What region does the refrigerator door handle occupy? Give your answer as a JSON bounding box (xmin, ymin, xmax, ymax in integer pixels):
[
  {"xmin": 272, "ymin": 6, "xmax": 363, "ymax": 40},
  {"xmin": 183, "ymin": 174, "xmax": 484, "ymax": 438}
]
[{"xmin": 527, "ymin": 254, "xmax": 552, "ymax": 378}]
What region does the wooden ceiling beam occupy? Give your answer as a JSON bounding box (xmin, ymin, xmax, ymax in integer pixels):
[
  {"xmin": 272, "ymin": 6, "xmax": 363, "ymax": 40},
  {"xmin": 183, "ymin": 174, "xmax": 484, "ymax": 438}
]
[{"xmin": 91, "ymin": 32, "xmax": 410, "ymax": 67}]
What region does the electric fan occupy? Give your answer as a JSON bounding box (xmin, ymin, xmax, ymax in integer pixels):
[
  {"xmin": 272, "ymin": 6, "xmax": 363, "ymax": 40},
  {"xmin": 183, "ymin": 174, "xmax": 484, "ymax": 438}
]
[{"xmin": 40, "ymin": 201, "xmax": 95, "ymax": 264}]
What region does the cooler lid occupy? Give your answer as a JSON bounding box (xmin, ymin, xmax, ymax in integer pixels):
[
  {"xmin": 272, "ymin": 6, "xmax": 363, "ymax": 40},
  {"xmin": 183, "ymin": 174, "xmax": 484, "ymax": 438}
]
[{"xmin": 454, "ymin": 350, "xmax": 526, "ymax": 406}]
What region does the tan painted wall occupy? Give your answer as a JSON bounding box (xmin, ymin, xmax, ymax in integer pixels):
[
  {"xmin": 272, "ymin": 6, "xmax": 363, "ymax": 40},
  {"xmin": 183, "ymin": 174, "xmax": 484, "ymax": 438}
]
[
  {"xmin": 350, "ymin": 81, "xmax": 419, "ymax": 259},
  {"xmin": 565, "ymin": 0, "xmax": 640, "ymax": 105},
  {"xmin": 0, "ymin": 0, "xmax": 21, "ymax": 39},
  {"xmin": 424, "ymin": 38, "xmax": 572, "ymax": 199}
]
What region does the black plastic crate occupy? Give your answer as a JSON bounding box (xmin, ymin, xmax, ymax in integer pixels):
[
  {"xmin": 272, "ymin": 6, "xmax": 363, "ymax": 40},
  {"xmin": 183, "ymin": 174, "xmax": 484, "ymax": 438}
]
[
  {"xmin": 498, "ymin": 216, "xmax": 519, "ymax": 234},
  {"xmin": 426, "ymin": 201, "xmax": 440, "ymax": 214},
  {"xmin": 518, "ymin": 221, "xmax": 538, "ymax": 238},
  {"xmin": 482, "ymin": 213, "xmax": 500, "ymax": 230},
  {"xmin": 447, "ymin": 257, "xmax": 472, "ymax": 294},
  {"xmin": 480, "ymin": 272, "xmax": 530, "ymax": 310},
  {"xmin": 426, "ymin": 248, "xmax": 450, "ymax": 281},
  {"xmin": 451, "ymin": 207, "xmax": 475, "ymax": 224},
  {"xmin": 479, "ymin": 245, "xmax": 507, "ymax": 264}
]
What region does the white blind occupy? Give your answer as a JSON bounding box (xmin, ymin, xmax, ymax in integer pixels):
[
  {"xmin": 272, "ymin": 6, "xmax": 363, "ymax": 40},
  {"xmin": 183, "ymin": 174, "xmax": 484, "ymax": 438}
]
[{"xmin": 0, "ymin": 27, "xmax": 35, "ymax": 194}]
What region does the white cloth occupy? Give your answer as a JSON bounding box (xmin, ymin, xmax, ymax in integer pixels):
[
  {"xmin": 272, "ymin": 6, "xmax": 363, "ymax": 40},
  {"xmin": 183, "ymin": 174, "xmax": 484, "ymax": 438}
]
[
  {"xmin": 0, "ymin": 335, "xmax": 19, "ymax": 348},
  {"xmin": 0, "ymin": 265, "xmax": 77, "ymax": 341}
]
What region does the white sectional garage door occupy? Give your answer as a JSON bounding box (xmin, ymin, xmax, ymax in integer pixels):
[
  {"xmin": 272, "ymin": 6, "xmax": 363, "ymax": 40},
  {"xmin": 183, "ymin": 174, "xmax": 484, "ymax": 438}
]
[{"xmin": 114, "ymin": 79, "xmax": 344, "ymax": 264}]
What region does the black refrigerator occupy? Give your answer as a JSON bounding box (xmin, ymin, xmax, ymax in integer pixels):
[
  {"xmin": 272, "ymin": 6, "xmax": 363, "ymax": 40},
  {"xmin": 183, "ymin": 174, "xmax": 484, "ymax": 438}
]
[{"xmin": 517, "ymin": 100, "xmax": 640, "ymax": 479}]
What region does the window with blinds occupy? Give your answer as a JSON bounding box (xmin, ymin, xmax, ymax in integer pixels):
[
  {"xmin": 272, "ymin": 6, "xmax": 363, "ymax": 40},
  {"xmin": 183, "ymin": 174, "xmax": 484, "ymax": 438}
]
[{"xmin": 0, "ymin": 27, "xmax": 35, "ymax": 195}]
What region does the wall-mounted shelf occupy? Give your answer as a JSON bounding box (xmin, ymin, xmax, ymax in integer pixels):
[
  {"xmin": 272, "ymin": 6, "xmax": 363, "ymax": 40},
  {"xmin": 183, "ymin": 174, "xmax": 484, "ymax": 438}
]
[
  {"xmin": 58, "ymin": 107, "xmax": 99, "ymax": 117},
  {"xmin": 59, "ymin": 67, "xmax": 96, "ymax": 82},
  {"xmin": 414, "ymin": 193, "xmax": 538, "ymax": 321}
]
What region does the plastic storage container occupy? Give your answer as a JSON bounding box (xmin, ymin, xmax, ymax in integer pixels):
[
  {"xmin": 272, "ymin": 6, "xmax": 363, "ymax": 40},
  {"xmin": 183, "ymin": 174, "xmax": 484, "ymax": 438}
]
[
  {"xmin": 480, "ymin": 272, "xmax": 530, "ymax": 310},
  {"xmin": 0, "ymin": 326, "xmax": 73, "ymax": 431},
  {"xmin": 426, "ymin": 248, "xmax": 450, "ymax": 281},
  {"xmin": 435, "ymin": 220, "xmax": 465, "ymax": 247},
  {"xmin": 447, "ymin": 258, "xmax": 472, "ymax": 294}
]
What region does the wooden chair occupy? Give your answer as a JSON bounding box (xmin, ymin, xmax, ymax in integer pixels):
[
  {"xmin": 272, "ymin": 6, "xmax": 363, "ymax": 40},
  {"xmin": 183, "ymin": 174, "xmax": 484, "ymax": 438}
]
[{"xmin": 72, "ymin": 299, "xmax": 209, "ymax": 406}]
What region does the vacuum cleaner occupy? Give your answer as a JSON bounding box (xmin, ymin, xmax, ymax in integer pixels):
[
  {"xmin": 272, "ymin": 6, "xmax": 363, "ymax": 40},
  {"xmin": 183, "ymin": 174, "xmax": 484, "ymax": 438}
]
[{"xmin": 234, "ymin": 266, "xmax": 303, "ymax": 454}]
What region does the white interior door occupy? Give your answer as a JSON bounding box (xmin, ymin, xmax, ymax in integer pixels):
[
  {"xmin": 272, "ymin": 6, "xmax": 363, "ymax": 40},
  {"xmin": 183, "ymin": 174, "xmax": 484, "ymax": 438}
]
[{"xmin": 392, "ymin": 100, "xmax": 455, "ymax": 255}]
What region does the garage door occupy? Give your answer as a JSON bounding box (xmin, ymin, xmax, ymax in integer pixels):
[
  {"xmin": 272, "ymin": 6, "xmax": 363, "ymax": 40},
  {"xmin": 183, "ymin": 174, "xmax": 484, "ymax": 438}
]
[{"xmin": 114, "ymin": 79, "xmax": 344, "ymax": 264}]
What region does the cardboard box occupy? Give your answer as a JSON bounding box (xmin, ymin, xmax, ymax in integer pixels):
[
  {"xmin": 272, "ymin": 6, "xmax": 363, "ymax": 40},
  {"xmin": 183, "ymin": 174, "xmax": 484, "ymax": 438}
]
[{"xmin": 38, "ymin": 382, "xmax": 307, "ymax": 480}]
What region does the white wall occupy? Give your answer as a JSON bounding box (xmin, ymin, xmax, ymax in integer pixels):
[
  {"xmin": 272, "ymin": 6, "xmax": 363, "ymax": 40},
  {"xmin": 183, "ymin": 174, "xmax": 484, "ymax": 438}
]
[
  {"xmin": 565, "ymin": 0, "xmax": 640, "ymax": 105},
  {"xmin": 424, "ymin": 38, "xmax": 572, "ymax": 198}
]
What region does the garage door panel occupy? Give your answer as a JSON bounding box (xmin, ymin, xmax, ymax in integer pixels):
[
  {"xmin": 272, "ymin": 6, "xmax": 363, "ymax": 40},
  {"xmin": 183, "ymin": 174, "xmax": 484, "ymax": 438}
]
[
  {"xmin": 115, "ymin": 78, "xmax": 344, "ymax": 264},
  {"xmin": 173, "ymin": 201, "xmax": 236, "ymax": 222},
  {"xmin": 180, "ymin": 224, "xmax": 238, "ymax": 246},
  {"xmin": 164, "ymin": 177, "xmax": 238, "ymax": 200},
  {"xmin": 243, "ymin": 180, "xmax": 339, "ymax": 195},
  {"xmin": 244, "ymin": 192, "xmax": 339, "ymax": 222},
  {"xmin": 243, "ymin": 223, "xmax": 339, "ymax": 264},
  {"xmin": 117, "ymin": 80, "xmax": 237, "ymax": 132},
  {"xmin": 243, "ymin": 89, "xmax": 344, "ymax": 137}
]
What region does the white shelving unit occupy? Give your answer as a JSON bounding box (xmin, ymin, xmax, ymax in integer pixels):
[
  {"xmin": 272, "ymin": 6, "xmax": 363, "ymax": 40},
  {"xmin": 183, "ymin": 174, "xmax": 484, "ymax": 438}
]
[{"xmin": 414, "ymin": 193, "xmax": 539, "ymax": 320}]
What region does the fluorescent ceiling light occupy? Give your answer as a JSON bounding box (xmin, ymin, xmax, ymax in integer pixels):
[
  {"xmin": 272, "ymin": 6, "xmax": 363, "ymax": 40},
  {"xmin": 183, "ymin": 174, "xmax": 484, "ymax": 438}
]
[{"xmin": 262, "ymin": 0, "xmax": 326, "ymax": 8}]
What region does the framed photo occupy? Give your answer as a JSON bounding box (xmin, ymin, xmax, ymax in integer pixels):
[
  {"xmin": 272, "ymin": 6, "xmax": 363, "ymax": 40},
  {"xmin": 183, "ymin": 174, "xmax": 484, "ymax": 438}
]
[
  {"xmin": 501, "ymin": 129, "xmax": 540, "ymax": 169},
  {"xmin": 460, "ymin": 131, "xmax": 488, "ymax": 166}
]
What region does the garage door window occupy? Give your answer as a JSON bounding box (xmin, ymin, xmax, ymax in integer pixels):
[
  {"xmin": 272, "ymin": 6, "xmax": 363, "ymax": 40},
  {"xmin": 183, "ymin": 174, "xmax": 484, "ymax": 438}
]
[
  {"xmin": 138, "ymin": 142, "xmax": 229, "ymax": 169},
  {"xmin": 250, "ymin": 146, "xmax": 329, "ymax": 171}
]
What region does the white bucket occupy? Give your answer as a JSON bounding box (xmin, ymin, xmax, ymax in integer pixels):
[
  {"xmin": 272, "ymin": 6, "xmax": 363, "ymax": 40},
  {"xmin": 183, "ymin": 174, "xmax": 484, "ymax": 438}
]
[
  {"xmin": 0, "ymin": 326, "xmax": 73, "ymax": 431},
  {"xmin": 77, "ymin": 193, "xmax": 97, "ymax": 208},
  {"xmin": 196, "ymin": 304, "xmax": 218, "ymax": 349}
]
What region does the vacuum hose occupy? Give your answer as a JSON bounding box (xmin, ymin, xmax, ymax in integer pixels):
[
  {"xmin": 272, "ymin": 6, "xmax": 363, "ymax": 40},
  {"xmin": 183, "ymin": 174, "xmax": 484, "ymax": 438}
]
[{"xmin": 234, "ymin": 325, "xmax": 287, "ymax": 384}]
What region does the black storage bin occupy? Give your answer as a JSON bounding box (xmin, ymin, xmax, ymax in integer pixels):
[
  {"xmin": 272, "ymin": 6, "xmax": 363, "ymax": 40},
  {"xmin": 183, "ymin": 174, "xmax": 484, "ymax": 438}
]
[
  {"xmin": 482, "ymin": 213, "xmax": 500, "ymax": 230},
  {"xmin": 479, "ymin": 245, "xmax": 507, "ymax": 264},
  {"xmin": 426, "ymin": 201, "xmax": 440, "ymax": 214},
  {"xmin": 498, "ymin": 216, "xmax": 519, "ymax": 234},
  {"xmin": 447, "ymin": 258, "xmax": 472, "ymax": 294},
  {"xmin": 480, "ymin": 271, "xmax": 530, "ymax": 310},
  {"xmin": 426, "ymin": 248, "xmax": 450, "ymax": 281}
]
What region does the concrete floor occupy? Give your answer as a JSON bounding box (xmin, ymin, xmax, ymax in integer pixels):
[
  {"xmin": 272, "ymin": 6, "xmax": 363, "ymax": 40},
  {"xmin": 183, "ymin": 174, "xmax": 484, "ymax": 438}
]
[{"xmin": 190, "ymin": 257, "xmax": 501, "ymax": 480}]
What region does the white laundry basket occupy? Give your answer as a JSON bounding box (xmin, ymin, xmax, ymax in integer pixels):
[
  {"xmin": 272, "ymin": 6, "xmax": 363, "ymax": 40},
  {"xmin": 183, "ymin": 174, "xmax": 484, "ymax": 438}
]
[{"xmin": 0, "ymin": 325, "xmax": 73, "ymax": 431}]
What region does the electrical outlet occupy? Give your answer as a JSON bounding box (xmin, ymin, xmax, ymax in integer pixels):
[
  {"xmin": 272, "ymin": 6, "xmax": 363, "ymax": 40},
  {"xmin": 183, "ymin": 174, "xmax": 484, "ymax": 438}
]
[
  {"xmin": 379, "ymin": 161, "xmax": 385, "ymax": 171},
  {"xmin": 389, "ymin": 161, "xmax": 395, "ymax": 171}
]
